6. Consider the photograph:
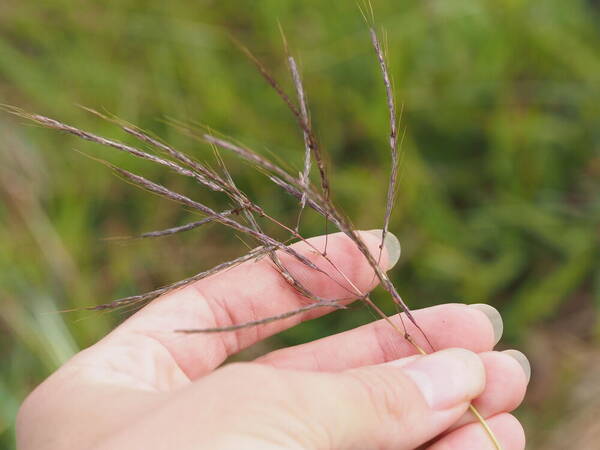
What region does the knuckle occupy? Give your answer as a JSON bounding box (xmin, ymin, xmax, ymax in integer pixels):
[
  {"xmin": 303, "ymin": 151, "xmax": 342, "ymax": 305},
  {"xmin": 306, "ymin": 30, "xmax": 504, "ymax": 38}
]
[
  {"xmin": 346, "ymin": 368, "xmax": 409, "ymax": 424},
  {"xmin": 371, "ymin": 320, "xmax": 400, "ymax": 362}
]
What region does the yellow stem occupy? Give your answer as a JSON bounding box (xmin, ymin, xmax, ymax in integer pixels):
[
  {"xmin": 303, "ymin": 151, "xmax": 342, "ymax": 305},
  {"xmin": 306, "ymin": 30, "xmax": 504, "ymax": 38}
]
[{"xmin": 468, "ymin": 404, "xmax": 503, "ymax": 450}]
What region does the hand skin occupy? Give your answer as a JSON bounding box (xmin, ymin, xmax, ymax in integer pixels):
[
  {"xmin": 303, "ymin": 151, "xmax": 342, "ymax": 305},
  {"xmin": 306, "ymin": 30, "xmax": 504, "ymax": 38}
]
[{"xmin": 17, "ymin": 231, "xmax": 528, "ymax": 449}]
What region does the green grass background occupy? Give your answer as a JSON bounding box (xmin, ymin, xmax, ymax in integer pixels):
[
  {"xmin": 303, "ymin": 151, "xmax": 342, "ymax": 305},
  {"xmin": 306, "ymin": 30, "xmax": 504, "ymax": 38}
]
[{"xmin": 1, "ymin": 0, "xmax": 599, "ymax": 448}]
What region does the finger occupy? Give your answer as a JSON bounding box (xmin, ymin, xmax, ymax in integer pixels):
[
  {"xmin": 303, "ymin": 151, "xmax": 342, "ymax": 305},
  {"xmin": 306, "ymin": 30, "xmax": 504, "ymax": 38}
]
[
  {"xmin": 100, "ymin": 230, "xmax": 399, "ymax": 379},
  {"xmin": 427, "ymin": 413, "xmax": 525, "ymax": 450},
  {"xmin": 448, "ymin": 350, "xmax": 529, "ymax": 431},
  {"xmin": 250, "ymin": 348, "xmax": 486, "ymax": 449},
  {"xmin": 257, "ymin": 303, "xmax": 502, "ymax": 370},
  {"xmin": 104, "ymin": 348, "xmax": 486, "ymax": 449}
]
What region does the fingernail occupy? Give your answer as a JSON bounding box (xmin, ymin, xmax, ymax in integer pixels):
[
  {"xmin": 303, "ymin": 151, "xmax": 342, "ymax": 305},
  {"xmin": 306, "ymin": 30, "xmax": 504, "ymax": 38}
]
[
  {"xmin": 394, "ymin": 348, "xmax": 485, "ymax": 410},
  {"xmin": 470, "ymin": 303, "xmax": 503, "ymax": 345},
  {"xmin": 503, "ymin": 349, "xmax": 531, "ymax": 383},
  {"xmin": 367, "ymin": 229, "xmax": 401, "ymax": 269}
]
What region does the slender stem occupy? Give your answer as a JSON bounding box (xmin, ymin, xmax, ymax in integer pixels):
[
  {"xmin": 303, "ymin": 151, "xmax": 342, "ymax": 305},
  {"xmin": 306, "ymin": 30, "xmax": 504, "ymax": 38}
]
[{"xmin": 469, "ymin": 405, "xmax": 503, "ymax": 450}]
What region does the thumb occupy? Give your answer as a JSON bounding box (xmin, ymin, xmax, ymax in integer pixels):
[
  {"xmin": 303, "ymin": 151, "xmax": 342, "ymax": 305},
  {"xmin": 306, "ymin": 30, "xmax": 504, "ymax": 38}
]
[
  {"xmin": 99, "ymin": 349, "xmax": 485, "ymax": 449},
  {"xmin": 263, "ymin": 348, "xmax": 486, "ymax": 449}
]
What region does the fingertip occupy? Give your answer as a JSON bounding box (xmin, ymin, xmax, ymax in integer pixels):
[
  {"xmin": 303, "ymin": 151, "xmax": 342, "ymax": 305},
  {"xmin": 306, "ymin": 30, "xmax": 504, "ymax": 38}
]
[
  {"xmin": 366, "ymin": 229, "xmax": 401, "ymax": 269},
  {"xmin": 498, "ymin": 413, "xmax": 526, "ymax": 450},
  {"xmin": 449, "ymin": 350, "xmax": 529, "ymax": 431},
  {"xmin": 469, "ymin": 303, "xmax": 503, "ymax": 346},
  {"xmin": 397, "ymin": 348, "xmax": 485, "ymax": 411},
  {"xmin": 502, "ymin": 349, "xmax": 531, "ymax": 384}
]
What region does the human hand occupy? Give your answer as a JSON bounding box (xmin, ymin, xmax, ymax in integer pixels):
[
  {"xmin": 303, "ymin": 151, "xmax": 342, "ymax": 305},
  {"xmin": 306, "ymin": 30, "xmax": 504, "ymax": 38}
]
[{"xmin": 17, "ymin": 231, "xmax": 528, "ymax": 449}]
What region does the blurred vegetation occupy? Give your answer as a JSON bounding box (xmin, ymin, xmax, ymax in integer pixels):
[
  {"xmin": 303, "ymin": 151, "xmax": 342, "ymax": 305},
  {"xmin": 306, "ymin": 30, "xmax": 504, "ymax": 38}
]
[{"xmin": 1, "ymin": 0, "xmax": 599, "ymax": 448}]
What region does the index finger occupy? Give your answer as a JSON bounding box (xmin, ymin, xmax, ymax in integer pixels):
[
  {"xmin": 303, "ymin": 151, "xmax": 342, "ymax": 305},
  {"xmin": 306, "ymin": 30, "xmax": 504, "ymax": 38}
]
[
  {"xmin": 100, "ymin": 229, "xmax": 400, "ymax": 379},
  {"xmin": 257, "ymin": 303, "xmax": 502, "ymax": 371}
]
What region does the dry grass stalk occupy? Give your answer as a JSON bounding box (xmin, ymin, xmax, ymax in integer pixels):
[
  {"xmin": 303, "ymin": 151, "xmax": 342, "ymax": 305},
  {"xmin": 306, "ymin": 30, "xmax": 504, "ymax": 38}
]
[
  {"xmin": 4, "ymin": 13, "xmax": 502, "ymax": 448},
  {"xmin": 369, "ymin": 26, "xmax": 400, "ymax": 256},
  {"xmin": 137, "ymin": 208, "xmax": 243, "ymax": 239},
  {"xmin": 359, "ymin": 7, "xmax": 501, "ymax": 447},
  {"xmin": 90, "ymin": 245, "xmax": 273, "ymax": 311}
]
